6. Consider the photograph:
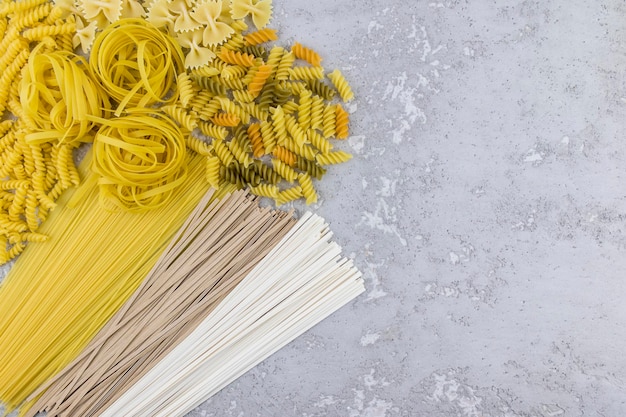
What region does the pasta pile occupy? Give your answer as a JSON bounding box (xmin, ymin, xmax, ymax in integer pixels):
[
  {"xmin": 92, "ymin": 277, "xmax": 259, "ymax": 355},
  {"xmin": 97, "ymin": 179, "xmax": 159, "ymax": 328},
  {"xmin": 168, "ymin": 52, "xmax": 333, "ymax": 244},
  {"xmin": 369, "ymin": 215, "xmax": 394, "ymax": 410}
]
[
  {"xmin": 99, "ymin": 212, "xmax": 364, "ymax": 417},
  {"xmin": 20, "ymin": 202, "xmax": 363, "ymax": 417},
  {"xmin": 91, "ymin": 111, "xmax": 189, "ymax": 211},
  {"xmin": 0, "ymin": 0, "xmax": 364, "ymax": 415},
  {"xmin": 0, "ymin": 155, "xmax": 229, "ymax": 411},
  {"xmin": 70, "ymin": 0, "xmax": 355, "ymax": 205},
  {"xmin": 24, "ymin": 189, "xmax": 297, "ymax": 416},
  {"xmin": 0, "ymin": 0, "xmax": 356, "ymax": 263}
]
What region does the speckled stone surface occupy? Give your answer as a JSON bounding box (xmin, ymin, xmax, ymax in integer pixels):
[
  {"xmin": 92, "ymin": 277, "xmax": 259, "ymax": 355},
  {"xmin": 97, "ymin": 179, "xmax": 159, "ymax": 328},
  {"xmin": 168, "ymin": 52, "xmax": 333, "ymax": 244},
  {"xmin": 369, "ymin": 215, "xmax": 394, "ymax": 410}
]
[
  {"xmin": 186, "ymin": 1, "xmax": 626, "ymax": 416},
  {"xmin": 2, "ymin": 1, "xmax": 625, "ymax": 416}
]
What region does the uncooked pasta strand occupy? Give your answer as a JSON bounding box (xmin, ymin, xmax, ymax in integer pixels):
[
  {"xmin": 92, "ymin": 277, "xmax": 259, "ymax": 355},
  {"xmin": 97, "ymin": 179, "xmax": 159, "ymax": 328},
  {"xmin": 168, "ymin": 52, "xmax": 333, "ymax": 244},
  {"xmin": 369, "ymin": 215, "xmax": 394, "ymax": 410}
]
[
  {"xmin": 0, "ymin": 153, "xmax": 212, "ymax": 412},
  {"xmin": 23, "ymin": 190, "xmax": 296, "ymax": 417},
  {"xmin": 100, "ymin": 213, "xmax": 364, "ymax": 417}
]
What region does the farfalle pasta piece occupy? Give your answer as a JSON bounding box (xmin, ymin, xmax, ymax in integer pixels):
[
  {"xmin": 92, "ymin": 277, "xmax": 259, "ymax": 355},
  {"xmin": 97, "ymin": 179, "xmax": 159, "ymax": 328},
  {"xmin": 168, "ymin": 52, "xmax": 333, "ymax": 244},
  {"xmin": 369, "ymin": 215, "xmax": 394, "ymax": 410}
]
[
  {"xmin": 146, "ymin": 0, "xmax": 176, "ymax": 31},
  {"xmin": 78, "ymin": 0, "xmax": 123, "ymax": 24},
  {"xmin": 169, "ymin": 0, "xmax": 202, "ymax": 32},
  {"xmin": 177, "ymin": 29, "xmax": 217, "ymax": 68},
  {"xmin": 230, "ymin": 0, "xmax": 272, "ymax": 29},
  {"xmin": 192, "ymin": 0, "xmax": 234, "ymax": 46},
  {"xmin": 120, "ymin": 0, "xmax": 146, "ymax": 19},
  {"xmin": 73, "ymin": 17, "xmax": 97, "ymax": 52}
]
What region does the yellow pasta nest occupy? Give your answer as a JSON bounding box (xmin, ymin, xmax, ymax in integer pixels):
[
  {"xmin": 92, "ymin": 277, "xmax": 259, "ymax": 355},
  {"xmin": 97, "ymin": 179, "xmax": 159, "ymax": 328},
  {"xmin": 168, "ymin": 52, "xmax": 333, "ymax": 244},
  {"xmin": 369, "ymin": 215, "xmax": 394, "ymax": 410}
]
[
  {"xmin": 91, "ymin": 111, "xmax": 188, "ymax": 212},
  {"xmin": 20, "ymin": 49, "xmax": 110, "ymax": 145},
  {"xmin": 89, "ymin": 18, "xmax": 184, "ymax": 115}
]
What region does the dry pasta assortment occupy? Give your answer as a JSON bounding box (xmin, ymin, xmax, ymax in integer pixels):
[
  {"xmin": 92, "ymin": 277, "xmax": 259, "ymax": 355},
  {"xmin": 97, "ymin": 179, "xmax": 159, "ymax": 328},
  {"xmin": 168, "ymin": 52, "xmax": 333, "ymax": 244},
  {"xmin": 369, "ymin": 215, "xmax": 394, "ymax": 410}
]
[
  {"xmin": 1, "ymin": 0, "xmax": 355, "ymax": 263},
  {"xmin": 0, "ymin": 0, "xmax": 364, "ymax": 416}
]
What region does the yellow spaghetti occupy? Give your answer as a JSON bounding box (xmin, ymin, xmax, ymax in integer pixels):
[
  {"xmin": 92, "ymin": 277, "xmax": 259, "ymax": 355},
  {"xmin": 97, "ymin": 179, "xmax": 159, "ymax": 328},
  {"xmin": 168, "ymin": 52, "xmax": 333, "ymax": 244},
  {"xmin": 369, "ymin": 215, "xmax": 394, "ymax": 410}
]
[{"xmin": 0, "ymin": 153, "xmax": 231, "ymax": 412}]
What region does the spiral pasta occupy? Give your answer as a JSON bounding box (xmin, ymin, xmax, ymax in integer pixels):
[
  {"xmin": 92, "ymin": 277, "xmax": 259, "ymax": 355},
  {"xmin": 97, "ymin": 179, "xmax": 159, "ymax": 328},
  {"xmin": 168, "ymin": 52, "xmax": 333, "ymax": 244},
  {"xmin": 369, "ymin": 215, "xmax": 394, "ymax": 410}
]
[
  {"xmin": 272, "ymin": 145, "xmax": 296, "ymax": 167},
  {"xmin": 217, "ymin": 97, "xmax": 250, "ymax": 123},
  {"xmin": 260, "ymin": 120, "xmax": 277, "ymax": 154},
  {"xmin": 289, "ymin": 66, "xmax": 324, "ymax": 81},
  {"xmin": 275, "ymin": 184, "xmax": 302, "ymax": 205},
  {"xmin": 308, "ymin": 129, "xmax": 332, "ymax": 154},
  {"xmin": 284, "ymin": 114, "xmax": 306, "ymax": 147},
  {"xmin": 307, "ymin": 79, "xmax": 336, "ymax": 100},
  {"xmin": 250, "ymin": 161, "xmax": 279, "ymax": 184},
  {"xmin": 219, "ymin": 48, "xmax": 256, "ymax": 67},
  {"xmin": 327, "ymin": 69, "xmax": 354, "ymax": 102},
  {"xmin": 198, "ymin": 121, "xmax": 228, "ymax": 140},
  {"xmin": 205, "ymin": 155, "xmax": 221, "ymax": 189},
  {"xmin": 212, "ymin": 112, "xmax": 241, "ymax": 127},
  {"xmin": 221, "ymin": 64, "xmax": 247, "ymax": 79},
  {"xmin": 298, "ymin": 172, "xmax": 317, "ymax": 204},
  {"xmin": 275, "ymin": 51, "xmax": 294, "ymax": 81},
  {"xmin": 177, "ymin": 72, "xmax": 196, "ymax": 108},
  {"xmin": 22, "ymin": 21, "xmax": 75, "ymax": 40},
  {"xmin": 296, "ymin": 157, "xmax": 326, "ymax": 180},
  {"xmin": 335, "ymin": 104, "xmax": 349, "ymax": 139},
  {"xmin": 291, "ymin": 42, "xmax": 322, "ymax": 66},
  {"xmin": 185, "ymin": 136, "xmax": 212, "ymax": 156},
  {"xmin": 298, "ymin": 89, "xmax": 312, "ymax": 131},
  {"xmin": 247, "ymin": 123, "xmax": 265, "ymax": 157},
  {"xmin": 322, "ymin": 104, "xmax": 336, "ymax": 139},
  {"xmin": 0, "ymin": 0, "xmax": 356, "ymax": 211},
  {"xmin": 228, "ymin": 136, "xmax": 254, "ymax": 168},
  {"xmin": 161, "ymin": 104, "xmax": 199, "ymax": 131},
  {"xmin": 248, "ymin": 64, "xmax": 272, "ymax": 97},
  {"xmin": 316, "ymin": 150, "xmax": 352, "ymax": 166},
  {"xmin": 212, "ymin": 138, "xmax": 235, "ymax": 166},
  {"xmin": 310, "ymin": 95, "xmax": 324, "ymax": 130},
  {"xmin": 244, "ymin": 27, "xmax": 277, "ymax": 45},
  {"xmin": 250, "ymin": 183, "xmax": 279, "ymax": 198},
  {"xmin": 272, "ymin": 158, "xmax": 297, "ymax": 182}
]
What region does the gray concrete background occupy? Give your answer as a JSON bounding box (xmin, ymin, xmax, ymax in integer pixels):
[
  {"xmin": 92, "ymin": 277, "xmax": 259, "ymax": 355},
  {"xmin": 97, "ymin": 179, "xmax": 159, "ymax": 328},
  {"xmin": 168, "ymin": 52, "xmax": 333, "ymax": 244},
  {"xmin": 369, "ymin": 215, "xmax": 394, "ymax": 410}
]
[
  {"xmin": 2, "ymin": 1, "xmax": 625, "ymax": 416},
  {"xmin": 188, "ymin": 1, "xmax": 626, "ymax": 416}
]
